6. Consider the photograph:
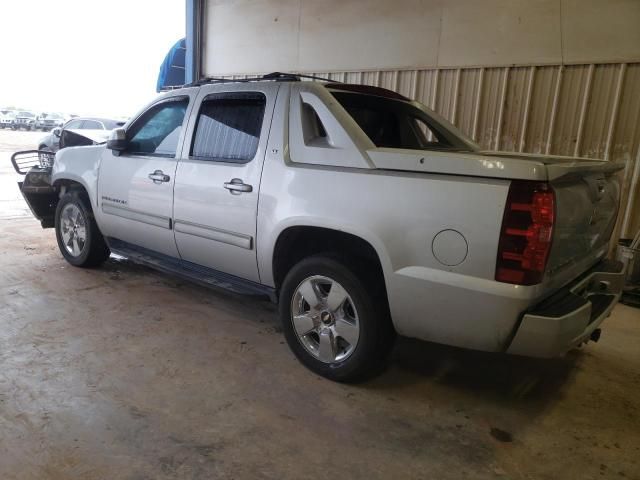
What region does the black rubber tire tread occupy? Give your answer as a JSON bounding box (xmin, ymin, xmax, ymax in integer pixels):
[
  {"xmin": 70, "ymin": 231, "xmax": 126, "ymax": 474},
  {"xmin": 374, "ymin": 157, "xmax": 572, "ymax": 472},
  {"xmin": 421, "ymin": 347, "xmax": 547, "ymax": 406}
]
[
  {"xmin": 55, "ymin": 191, "xmax": 110, "ymax": 268},
  {"xmin": 279, "ymin": 254, "xmax": 395, "ymax": 382}
]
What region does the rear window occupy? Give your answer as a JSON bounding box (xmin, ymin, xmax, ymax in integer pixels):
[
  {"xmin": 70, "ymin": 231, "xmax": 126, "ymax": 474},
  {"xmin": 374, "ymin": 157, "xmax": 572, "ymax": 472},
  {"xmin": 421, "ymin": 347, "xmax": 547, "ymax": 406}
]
[{"xmin": 330, "ymin": 91, "xmax": 473, "ymax": 152}]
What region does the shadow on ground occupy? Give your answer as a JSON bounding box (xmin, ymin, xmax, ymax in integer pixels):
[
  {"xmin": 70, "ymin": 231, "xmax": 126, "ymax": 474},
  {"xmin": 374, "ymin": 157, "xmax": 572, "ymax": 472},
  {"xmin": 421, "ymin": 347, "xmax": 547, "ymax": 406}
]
[
  {"xmin": 381, "ymin": 336, "xmax": 579, "ymax": 400},
  {"xmin": 106, "ymin": 252, "xmax": 579, "ymax": 406}
]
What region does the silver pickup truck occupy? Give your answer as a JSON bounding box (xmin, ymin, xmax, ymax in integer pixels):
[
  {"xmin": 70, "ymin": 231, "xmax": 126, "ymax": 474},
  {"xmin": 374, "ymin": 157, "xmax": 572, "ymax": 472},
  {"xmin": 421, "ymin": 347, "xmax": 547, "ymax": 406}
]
[{"xmin": 14, "ymin": 73, "xmax": 626, "ymax": 382}]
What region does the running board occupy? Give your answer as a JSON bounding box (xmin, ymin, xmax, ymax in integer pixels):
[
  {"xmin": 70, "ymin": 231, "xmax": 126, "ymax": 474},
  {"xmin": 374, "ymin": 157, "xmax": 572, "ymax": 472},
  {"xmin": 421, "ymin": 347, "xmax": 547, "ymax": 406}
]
[{"xmin": 106, "ymin": 238, "xmax": 277, "ymax": 302}]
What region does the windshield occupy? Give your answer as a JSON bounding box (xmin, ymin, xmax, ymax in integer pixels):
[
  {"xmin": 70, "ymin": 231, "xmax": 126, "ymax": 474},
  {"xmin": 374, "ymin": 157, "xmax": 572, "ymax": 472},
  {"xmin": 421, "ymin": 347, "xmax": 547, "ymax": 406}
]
[
  {"xmin": 18, "ymin": 111, "xmax": 34, "ymax": 118},
  {"xmin": 330, "ymin": 91, "xmax": 478, "ymax": 152}
]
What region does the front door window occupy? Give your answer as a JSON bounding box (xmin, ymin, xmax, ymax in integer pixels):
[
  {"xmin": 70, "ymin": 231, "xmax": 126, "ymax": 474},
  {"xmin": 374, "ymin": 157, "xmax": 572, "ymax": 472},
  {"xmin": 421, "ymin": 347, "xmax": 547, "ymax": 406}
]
[{"xmin": 127, "ymin": 99, "xmax": 188, "ymax": 157}]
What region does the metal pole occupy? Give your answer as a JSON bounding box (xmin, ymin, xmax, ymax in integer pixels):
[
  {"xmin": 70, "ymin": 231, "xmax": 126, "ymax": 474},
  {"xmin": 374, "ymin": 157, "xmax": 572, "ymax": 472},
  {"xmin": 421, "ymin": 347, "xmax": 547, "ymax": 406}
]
[{"xmin": 185, "ymin": 0, "xmax": 202, "ymax": 83}]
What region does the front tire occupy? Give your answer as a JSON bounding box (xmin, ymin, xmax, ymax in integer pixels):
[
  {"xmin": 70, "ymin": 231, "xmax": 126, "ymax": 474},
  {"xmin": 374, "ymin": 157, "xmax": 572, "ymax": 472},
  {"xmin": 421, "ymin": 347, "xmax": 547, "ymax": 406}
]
[
  {"xmin": 279, "ymin": 255, "xmax": 394, "ymax": 382},
  {"xmin": 55, "ymin": 191, "xmax": 110, "ymax": 267}
]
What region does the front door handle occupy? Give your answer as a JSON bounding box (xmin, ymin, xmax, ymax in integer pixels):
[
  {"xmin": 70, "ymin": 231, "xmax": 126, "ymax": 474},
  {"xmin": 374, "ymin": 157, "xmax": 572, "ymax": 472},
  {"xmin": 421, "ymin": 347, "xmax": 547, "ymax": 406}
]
[
  {"xmin": 148, "ymin": 170, "xmax": 170, "ymax": 184},
  {"xmin": 224, "ymin": 178, "xmax": 253, "ymax": 194}
]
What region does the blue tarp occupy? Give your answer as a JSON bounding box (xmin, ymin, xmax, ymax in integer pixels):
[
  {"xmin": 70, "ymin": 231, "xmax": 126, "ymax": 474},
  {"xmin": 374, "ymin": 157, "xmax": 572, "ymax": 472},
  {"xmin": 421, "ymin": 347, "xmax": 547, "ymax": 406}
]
[{"xmin": 156, "ymin": 38, "xmax": 186, "ymax": 92}]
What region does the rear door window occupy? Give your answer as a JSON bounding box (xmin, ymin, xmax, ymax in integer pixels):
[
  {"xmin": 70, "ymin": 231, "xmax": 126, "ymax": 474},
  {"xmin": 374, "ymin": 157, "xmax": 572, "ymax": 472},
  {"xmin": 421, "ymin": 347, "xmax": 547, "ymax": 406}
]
[{"xmin": 190, "ymin": 92, "xmax": 266, "ymax": 163}]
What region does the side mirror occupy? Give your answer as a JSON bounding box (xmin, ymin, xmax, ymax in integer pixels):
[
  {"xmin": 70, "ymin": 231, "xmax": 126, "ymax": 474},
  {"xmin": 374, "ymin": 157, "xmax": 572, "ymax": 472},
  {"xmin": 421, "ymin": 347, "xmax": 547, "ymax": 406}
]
[
  {"xmin": 107, "ymin": 128, "xmax": 128, "ymax": 152},
  {"xmin": 52, "ymin": 127, "xmax": 61, "ymax": 138}
]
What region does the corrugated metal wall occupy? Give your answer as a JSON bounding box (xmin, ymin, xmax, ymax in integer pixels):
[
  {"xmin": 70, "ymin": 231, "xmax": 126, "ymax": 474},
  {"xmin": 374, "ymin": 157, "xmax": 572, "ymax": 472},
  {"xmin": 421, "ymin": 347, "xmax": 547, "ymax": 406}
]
[{"xmin": 228, "ymin": 62, "xmax": 640, "ymax": 239}]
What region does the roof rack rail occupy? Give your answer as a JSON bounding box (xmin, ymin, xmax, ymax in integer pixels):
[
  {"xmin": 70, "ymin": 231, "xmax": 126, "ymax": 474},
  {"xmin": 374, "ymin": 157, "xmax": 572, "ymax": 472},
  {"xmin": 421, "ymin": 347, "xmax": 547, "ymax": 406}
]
[
  {"xmin": 263, "ymin": 72, "xmax": 341, "ymax": 83},
  {"xmin": 261, "ymin": 72, "xmax": 300, "ymax": 81},
  {"xmin": 185, "ymin": 72, "xmax": 342, "ymax": 88}
]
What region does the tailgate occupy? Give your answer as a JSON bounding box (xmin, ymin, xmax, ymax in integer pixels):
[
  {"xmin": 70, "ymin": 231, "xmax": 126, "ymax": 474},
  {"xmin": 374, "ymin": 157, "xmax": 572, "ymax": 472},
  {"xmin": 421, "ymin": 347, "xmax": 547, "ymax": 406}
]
[
  {"xmin": 484, "ymin": 152, "xmax": 624, "ymax": 280},
  {"xmin": 547, "ymin": 164, "xmax": 622, "ymax": 276}
]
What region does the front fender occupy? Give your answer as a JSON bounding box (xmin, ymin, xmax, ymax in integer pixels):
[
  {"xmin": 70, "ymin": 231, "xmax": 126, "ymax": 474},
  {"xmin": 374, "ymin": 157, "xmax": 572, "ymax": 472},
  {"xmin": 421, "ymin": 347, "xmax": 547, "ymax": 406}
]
[{"xmin": 51, "ymin": 145, "xmax": 104, "ymax": 210}]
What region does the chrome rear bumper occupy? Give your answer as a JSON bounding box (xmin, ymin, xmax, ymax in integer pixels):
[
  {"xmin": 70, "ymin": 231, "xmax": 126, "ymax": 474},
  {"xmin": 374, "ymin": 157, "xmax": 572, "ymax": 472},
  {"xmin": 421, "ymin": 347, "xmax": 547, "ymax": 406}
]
[{"xmin": 506, "ymin": 260, "xmax": 625, "ymax": 357}]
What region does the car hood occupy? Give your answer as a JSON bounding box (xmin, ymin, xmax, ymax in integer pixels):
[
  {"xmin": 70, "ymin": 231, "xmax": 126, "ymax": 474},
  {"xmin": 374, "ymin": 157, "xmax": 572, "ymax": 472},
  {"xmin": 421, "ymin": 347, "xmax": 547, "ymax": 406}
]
[
  {"xmin": 65, "ymin": 128, "xmax": 110, "ymax": 143},
  {"xmin": 59, "ymin": 129, "xmax": 110, "ymax": 149}
]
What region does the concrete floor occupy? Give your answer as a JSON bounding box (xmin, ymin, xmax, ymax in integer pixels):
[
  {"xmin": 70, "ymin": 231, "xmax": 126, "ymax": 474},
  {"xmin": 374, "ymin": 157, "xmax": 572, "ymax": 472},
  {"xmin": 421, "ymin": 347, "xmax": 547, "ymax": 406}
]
[{"xmin": 1, "ymin": 130, "xmax": 639, "ymax": 479}]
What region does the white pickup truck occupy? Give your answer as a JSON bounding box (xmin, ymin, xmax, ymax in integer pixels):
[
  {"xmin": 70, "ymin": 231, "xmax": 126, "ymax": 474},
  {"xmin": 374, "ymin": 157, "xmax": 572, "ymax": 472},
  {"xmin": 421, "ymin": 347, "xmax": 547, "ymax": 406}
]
[{"xmin": 14, "ymin": 73, "xmax": 626, "ymax": 381}]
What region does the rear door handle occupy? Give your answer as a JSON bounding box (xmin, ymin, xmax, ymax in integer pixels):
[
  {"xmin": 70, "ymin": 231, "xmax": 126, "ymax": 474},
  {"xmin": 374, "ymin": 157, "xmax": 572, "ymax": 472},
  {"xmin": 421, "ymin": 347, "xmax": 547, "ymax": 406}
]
[
  {"xmin": 148, "ymin": 170, "xmax": 170, "ymax": 184},
  {"xmin": 224, "ymin": 178, "xmax": 253, "ymax": 194}
]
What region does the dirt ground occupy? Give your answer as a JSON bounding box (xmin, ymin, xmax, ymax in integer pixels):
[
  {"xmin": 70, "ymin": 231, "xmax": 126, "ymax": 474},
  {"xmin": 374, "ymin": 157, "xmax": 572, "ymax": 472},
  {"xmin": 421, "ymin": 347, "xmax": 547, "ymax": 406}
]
[{"xmin": 0, "ymin": 130, "xmax": 639, "ymax": 479}]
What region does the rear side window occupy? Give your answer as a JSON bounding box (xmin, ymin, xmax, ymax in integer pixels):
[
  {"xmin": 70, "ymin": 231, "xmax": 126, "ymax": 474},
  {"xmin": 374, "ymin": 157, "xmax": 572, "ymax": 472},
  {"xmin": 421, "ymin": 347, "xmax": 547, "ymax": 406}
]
[
  {"xmin": 65, "ymin": 120, "xmax": 83, "ymax": 129},
  {"xmin": 331, "ymin": 91, "xmax": 471, "ymax": 152},
  {"xmin": 127, "ymin": 98, "xmax": 188, "ymax": 157},
  {"xmin": 191, "ymin": 92, "xmax": 266, "ymax": 163}
]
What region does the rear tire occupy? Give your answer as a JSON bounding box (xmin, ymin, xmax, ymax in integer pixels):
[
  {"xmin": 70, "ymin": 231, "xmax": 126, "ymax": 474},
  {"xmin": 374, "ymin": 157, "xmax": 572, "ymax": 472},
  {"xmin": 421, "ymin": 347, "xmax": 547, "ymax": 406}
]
[
  {"xmin": 279, "ymin": 255, "xmax": 395, "ymax": 382},
  {"xmin": 55, "ymin": 191, "xmax": 110, "ymax": 267}
]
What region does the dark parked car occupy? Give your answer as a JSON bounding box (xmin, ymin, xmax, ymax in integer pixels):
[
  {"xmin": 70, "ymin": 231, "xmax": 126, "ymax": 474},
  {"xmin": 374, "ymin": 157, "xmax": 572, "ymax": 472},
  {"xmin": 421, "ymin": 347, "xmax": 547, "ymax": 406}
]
[{"xmin": 38, "ymin": 117, "xmax": 126, "ymax": 152}]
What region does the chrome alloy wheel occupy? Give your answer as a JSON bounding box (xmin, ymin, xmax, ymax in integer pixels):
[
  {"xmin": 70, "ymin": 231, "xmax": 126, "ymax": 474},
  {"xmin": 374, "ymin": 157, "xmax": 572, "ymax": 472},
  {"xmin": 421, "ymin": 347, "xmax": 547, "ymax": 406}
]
[
  {"xmin": 291, "ymin": 275, "xmax": 360, "ymax": 364},
  {"xmin": 59, "ymin": 203, "xmax": 87, "ymax": 257}
]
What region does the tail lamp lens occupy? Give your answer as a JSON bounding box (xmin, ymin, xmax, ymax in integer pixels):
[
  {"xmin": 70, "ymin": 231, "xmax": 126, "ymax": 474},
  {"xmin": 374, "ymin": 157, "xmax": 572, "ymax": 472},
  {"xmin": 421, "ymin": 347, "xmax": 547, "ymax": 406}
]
[{"xmin": 496, "ymin": 181, "xmax": 555, "ymax": 285}]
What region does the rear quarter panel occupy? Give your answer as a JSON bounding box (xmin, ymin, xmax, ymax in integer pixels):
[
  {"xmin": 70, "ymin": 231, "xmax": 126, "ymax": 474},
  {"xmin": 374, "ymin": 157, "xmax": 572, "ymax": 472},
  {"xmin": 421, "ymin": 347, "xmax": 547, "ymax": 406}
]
[{"xmin": 256, "ymin": 153, "xmax": 533, "ymax": 350}]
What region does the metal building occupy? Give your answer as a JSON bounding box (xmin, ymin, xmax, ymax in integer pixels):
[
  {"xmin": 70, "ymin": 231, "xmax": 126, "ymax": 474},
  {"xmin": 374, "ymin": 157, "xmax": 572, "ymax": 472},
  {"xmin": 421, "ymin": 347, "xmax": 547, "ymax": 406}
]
[{"xmin": 185, "ymin": 0, "xmax": 640, "ymax": 239}]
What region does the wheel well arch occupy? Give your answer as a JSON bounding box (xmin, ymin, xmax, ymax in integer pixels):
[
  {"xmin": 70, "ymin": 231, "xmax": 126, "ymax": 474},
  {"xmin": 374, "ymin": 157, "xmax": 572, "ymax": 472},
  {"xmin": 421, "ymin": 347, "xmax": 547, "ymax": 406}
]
[
  {"xmin": 20, "ymin": 179, "xmax": 89, "ymax": 229},
  {"xmin": 272, "ymin": 226, "xmax": 387, "ymax": 293},
  {"xmin": 52, "ymin": 178, "xmax": 92, "ymax": 205},
  {"xmin": 52, "ymin": 178, "xmax": 88, "ymax": 193}
]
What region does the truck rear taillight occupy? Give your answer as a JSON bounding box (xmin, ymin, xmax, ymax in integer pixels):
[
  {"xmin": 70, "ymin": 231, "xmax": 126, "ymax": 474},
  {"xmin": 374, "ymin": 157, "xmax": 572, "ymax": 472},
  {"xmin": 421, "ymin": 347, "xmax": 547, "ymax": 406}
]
[{"xmin": 496, "ymin": 181, "xmax": 555, "ymax": 285}]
